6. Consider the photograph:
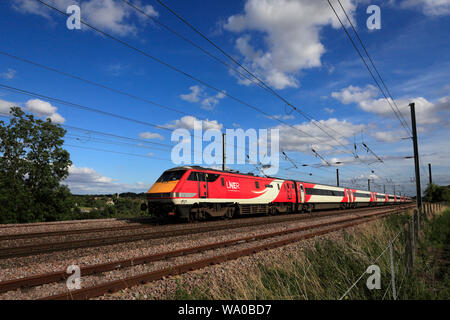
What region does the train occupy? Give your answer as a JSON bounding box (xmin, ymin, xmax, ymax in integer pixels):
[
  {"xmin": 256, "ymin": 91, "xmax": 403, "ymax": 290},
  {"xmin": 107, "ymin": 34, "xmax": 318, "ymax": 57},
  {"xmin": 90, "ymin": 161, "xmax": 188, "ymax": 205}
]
[{"xmin": 142, "ymin": 166, "xmax": 412, "ymax": 221}]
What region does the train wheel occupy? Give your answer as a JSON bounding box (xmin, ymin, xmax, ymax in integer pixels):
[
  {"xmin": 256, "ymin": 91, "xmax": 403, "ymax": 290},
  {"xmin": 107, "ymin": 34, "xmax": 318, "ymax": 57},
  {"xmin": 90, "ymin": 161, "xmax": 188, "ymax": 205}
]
[{"xmin": 225, "ymin": 208, "xmax": 234, "ymax": 219}]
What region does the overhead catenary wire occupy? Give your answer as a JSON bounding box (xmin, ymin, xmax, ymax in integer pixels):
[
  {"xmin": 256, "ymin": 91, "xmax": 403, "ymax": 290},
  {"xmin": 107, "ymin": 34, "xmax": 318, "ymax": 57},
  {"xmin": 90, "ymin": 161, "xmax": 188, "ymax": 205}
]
[
  {"xmin": 35, "ymin": 0, "xmax": 358, "ymax": 156},
  {"xmin": 335, "ymin": 0, "xmax": 412, "ymax": 136},
  {"xmin": 327, "ymin": 0, "xmax": 412, "ymax": 137},
  {"xmin": 153, "ymin": 0, "xmax": 360, "ymax": 155},
  {"xmin": 154, "ymin": 0, "xmax": 410, "ymax": 186}
]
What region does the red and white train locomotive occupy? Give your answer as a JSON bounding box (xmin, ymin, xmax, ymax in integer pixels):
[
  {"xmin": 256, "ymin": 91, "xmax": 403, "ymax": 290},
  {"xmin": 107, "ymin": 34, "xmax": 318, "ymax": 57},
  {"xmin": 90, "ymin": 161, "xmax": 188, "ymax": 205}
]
[{"xmin": 144, "ymin": 166, "xmax": 411, "ymax": 220}]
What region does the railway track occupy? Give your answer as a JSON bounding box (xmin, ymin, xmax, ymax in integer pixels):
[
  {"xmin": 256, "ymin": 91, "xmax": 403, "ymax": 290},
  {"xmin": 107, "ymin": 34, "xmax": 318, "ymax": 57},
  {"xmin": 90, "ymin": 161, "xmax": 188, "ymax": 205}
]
[
  {"xmin": 0, "ymin": 205, "xmax": 412, "ymax": 259},
  {"xmin": 0, "ymin": 206, "xmax": 410, "ymax": 299}
]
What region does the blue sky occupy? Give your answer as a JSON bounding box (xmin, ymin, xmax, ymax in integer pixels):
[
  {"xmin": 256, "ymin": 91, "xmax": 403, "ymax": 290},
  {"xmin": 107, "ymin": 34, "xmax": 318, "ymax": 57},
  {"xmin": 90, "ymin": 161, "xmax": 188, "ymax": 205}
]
[{"xmin": 0, "ymin": 0, "xmax": 449, "ymax": 195}]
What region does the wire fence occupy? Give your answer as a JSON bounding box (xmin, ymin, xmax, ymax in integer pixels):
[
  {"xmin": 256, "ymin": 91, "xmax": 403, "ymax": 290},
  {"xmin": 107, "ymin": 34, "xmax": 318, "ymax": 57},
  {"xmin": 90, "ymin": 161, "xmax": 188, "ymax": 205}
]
[{"xmin": 338, "ymin": 202, "xmax": 446, "ymax": 300}]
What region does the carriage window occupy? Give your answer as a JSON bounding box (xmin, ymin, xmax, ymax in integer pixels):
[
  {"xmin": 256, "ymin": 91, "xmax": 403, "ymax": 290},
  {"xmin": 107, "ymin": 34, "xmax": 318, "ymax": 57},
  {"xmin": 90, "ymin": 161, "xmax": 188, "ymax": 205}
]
[
  {"xmin": 255, "ymin": 181, "xmax": 260, "ymax": 189},
  {"xmin": 221, "ymin": 177, "xmax": 225, "ymax": 186},
  {"xmin": 278, "ymin": 184, "xmax": 280, "ymax": 190}
]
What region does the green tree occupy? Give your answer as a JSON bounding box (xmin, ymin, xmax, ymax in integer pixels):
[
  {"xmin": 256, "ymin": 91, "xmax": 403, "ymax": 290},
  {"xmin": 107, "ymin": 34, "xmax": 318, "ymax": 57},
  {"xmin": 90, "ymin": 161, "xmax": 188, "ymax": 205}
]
[
  {"xmin": 423, "ymin": 183, "xmax": 450, "ymax": 203},
  {"xmin": 0, "ymin": 107, "xmax": 73, "ymax": 223}
]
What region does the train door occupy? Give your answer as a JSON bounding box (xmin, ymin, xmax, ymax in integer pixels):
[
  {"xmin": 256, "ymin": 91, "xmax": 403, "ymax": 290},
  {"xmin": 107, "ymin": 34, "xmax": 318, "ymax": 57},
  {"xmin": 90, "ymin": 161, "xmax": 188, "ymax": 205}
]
[
  {"xmin": 286, "ymin": 182, "xmax": 293, "ymax": 200},
  {"xmin": 197, "ymin": 172, "xmax": 208, "ymax": 198},
  {"xmin": 298, "ymin": 183, "xmax": 305, "ymax": 203}
]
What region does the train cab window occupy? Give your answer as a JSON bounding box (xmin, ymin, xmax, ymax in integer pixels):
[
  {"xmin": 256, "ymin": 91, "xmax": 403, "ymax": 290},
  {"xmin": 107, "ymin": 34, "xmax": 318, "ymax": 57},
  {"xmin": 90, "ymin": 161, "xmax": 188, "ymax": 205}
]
[
  {"xmin": 255, "ymin": 181, "xmax": 260, "ymax": 189},
  {"xmin": 157, "ymin": 170, "xmax": 187, "ymax": 182},
  {"xmin": 187, "ymin": 171, "xmax": 206, "ymax": 181},
  {"xmin": 206, "ymin": 174, "xmax": 220, "ymax": 182},
  {"xmin": 277, "ymin": 184, "xmax": 280, "ymax": 190},
  {"xmin": 187, "ymin": 172, "xmax": 197, "ymax": 181},
  {"xmin": 221, "ymin": 177, "xmax": 225, "ymax": 186}
]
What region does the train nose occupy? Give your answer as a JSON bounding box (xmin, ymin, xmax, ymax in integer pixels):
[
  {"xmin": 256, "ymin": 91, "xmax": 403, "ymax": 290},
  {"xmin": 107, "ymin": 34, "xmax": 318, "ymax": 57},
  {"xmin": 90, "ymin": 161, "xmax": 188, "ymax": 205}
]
[{"xmin": 147, "ymin": 181, "xmax": 178, "ymax": 194}]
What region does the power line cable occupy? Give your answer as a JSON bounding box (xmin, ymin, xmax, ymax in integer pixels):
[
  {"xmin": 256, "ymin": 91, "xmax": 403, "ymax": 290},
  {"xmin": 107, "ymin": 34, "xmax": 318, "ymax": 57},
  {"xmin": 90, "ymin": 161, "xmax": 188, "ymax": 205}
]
[
  {"xmin": 35, "ymin": 0, "xmax": 355, "ymax": 155},
  {"xmin": 327, "ymin": 0, "xmax": 412, "ymax": 137},
  {"xmin": 335, "ymin": 0, "xmax": 412, "ymax": 135}
]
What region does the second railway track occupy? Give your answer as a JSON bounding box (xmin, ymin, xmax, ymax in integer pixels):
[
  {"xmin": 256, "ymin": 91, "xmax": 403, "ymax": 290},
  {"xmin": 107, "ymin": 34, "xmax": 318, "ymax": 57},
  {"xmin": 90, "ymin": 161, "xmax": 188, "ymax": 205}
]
[
  {"xmin": 0, "ymin": 205, "xmax": 407, "ymax": 299},
  {"xmin": 0, "ymin": 205, "xmax": 413, "ymax": 259}
]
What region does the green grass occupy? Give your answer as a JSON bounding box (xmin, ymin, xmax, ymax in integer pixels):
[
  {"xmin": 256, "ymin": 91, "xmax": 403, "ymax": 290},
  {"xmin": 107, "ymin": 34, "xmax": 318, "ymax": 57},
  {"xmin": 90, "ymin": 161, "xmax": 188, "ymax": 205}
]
[{"xmin": 169, "ymin": 207, "xmax": 449, "ymax": 300}]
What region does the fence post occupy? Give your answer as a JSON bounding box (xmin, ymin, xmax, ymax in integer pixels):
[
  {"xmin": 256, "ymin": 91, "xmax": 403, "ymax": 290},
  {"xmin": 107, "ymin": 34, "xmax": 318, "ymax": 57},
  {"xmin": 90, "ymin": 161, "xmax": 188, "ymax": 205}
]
[
  {"xmin": 414, "ymin": 209, "xmax": 419, "ymax": 240},
  {"xmin": 389, "ymin": 243, "xmax": 397, "ymax": 300},
  {"xmin": 404, "ymin": 222, "xmax": 413, "ymax": 274}
]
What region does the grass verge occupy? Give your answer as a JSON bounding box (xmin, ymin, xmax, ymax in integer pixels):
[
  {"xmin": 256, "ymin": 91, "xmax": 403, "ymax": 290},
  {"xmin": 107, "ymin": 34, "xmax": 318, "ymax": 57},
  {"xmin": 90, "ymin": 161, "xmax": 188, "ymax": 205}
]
[{"xmin": 170, "ymin": 207, "xmax": 449, "ymax": 300}]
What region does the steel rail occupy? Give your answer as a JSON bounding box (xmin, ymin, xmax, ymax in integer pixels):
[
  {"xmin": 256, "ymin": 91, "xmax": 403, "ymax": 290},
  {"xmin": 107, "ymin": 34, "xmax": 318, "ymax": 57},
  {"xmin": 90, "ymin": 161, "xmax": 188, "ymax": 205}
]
[
  {"xmin": 0, "ymin": 205, "xmax": 411, "ymax": 259},
  {"xmin": 0, "ymin": 206, "xmax": 411, "ymax": 295},
  {"xmin": 39, "ymin": 207, "xmax": 406, "ymax": 300},
  {"xmin": 0, "ymin": 205, "xmax": 398, "ymax": 240}
]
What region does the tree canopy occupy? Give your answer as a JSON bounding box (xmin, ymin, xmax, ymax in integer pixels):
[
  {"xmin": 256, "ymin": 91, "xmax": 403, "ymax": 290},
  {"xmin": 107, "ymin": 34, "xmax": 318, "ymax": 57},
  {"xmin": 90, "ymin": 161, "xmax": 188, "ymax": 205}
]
[
  {"xmin": 0, "ymin": 107, "xmax": 73, "ymax": 223},
  {"xmin": 423, "ymin": 183, "xmax": 450, "ymax": 203}
]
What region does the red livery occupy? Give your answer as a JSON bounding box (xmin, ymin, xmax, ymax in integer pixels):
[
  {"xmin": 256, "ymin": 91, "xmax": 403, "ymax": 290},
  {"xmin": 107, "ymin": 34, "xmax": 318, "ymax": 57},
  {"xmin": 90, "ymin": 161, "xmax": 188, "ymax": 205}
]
[{"xmin": 144, "ymin": 166, "xmax": 411, "ymax": 220}]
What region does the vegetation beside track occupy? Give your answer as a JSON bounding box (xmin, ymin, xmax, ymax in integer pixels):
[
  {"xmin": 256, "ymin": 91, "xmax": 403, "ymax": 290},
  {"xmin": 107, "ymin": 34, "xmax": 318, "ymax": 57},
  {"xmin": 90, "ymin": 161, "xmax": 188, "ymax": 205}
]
[{"xmin": 171, "ymin": 207, "xmax": 449, "ymax": 300}]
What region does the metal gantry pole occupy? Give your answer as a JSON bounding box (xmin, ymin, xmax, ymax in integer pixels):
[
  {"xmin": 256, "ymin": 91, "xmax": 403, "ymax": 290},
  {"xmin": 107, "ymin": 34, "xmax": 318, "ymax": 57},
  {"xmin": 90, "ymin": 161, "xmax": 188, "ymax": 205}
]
[
  {"xmin": 336, "ymin": 169, "xmax": 340, "ymax": 187},
  {"xmin": 368, "ymin": 179, "xmax": 371, "ymax": 191},
  {"xmin": 410, "ymin": 103, "xmax": 422, "ymax": 213},
  {"xmin": 222, "ymin": 132, "xmax": 226, "ymax": 171},
  {"xmin": 428, "ymin": 163, "xmax": 432, "ymax": 186}
]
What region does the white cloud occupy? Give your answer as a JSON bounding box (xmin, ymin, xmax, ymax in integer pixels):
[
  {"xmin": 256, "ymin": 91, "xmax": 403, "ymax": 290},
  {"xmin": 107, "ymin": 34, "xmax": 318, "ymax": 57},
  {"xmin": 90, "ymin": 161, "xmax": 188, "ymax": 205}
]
[
  {"xmin": 372, "ymin": 130, "xmax": 404, "ymax": 142},
  {"xmin": 180, "ymin": 86, "xmax": 226, "ymax": 110},
  {"xmin": 0, "ymin": 99, "xmax": 17, "ymax": 115},
  {"xmin": 273, "ymin": 118, "xmax": 365, "ymax": 153},
  {"xmin": 267, "ymin": 114, "xmax": 295, "ymax": 120},
  {"xmin": 400, "ymin": 0, "xmax": 450, "ymax": 16},
  {"xmin": 332, "ymin": 85, "xmax": 449, "ymax": 125},
  {"xmin": 1, "ymin": 68, "xmax": 16, "ymax": 79},
  {"xmin": 331, "ymin": 85, "xmax": 378, "ymax": 104},
  {"xmin": 324, "ymin": 107, "xmax": 334, "ymax": 114},
  {"xmin": 180, "ymin": 85, "xmax": 202, "ymax": 103},
  {"xmin": 25, "ymin": 99, "xmax": 66, "ymax": 124},
  {"xmin": 65, "ymin": 165, "xmax": 148, "ymax": 194},
  {"xmin": 12, "ymin": 0, "xmax": 158, "ymax": 36},
  {"xmin": 139, "ymin": 131, "xmax": 164, "ymax": 140},
  {"xmin": 166, "ymin": 115, "xmax": 223, "ymax": 131},
  {"xmin": 0, "ymin": 98, "xmax": 65, "ymax": 124},
  {"xmin": 224, "ymin": 0, "xmax": 356, "ymax": 89}
]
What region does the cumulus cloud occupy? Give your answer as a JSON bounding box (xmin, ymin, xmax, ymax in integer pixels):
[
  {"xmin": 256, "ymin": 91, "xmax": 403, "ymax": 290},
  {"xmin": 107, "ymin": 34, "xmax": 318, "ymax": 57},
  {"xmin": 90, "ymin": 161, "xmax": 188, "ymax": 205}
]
[
  {"xmin": 139, "ymin": 131, "xmax": 164, "ymax": 140},
  {"xmin": 224, "ymin": 0, "xmax": 356, "ymax": 89},
  {"xmin": 65, "ymin": 165, "xmax": 148, "ymax": 194},
  {"xmin": 273, "ymin": 118, "xmax": 365, "ymax": 153},
  {"xmin": 180, "ymin": 86, "xmax": 226, "ymax": 110},
  {"xmin": 1, "ymin": 68, "xmax": 16, "ymax": 80},
  {"xmin": 166, "ymin": 115, "xmax": 223, "ymax": 131},
  {"xmin": 0, "ymin": 98, "xmax": 65, "ymax": 123},
  {"xmin": 0, "ymin": 99, "xmax": 17, "ymax": 115},
  {"xmin": 25, "ymin": 99, "xmax": 66, "ymax": 124},
  {"xmin": 332, "ymin": 84, "xmax": 449, "ymax": 125},
  {"xmin": 400, "ymin": 0, "xmax": 450, "ymax": 16},
  {"xmin": 372, "ymin": 130, "xmax": 404, "ymax": 143},
  {"xmin": 11, "ymin": 0, "xmax": 158, "ymax": 36},
  {"xmin": 267, "ymin": 114, "xmax": 295, "ymax": 120}
]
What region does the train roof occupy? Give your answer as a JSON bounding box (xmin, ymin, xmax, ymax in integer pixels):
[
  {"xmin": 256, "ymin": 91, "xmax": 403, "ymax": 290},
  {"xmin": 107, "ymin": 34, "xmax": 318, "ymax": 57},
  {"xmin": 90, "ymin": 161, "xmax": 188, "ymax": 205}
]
[{"xmin": 163, "ymin": 166, "xmax": 408, "ymax": 197}]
